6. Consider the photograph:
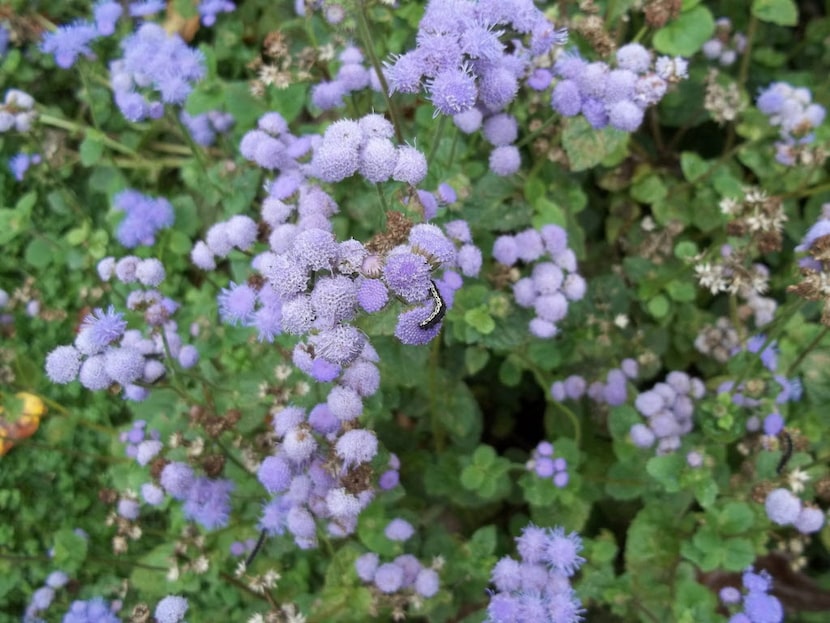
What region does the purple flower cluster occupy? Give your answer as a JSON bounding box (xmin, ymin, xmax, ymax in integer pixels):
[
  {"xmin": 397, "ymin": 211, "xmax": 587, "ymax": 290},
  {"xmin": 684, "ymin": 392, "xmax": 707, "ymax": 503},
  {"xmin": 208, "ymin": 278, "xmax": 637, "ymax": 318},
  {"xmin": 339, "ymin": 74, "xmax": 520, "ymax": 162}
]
[
  {"xmin": 629, "ymin": 371, "xmax": 705, "ymax": 455},
  {"xmin": 110, "ymin": 23, "xmax": 206, "ymax": 122},
  {"xmin": 256, "ymin": 402, "xmax": 383, "ymax": 547},
  {"xmin": 493, "ymin": 225, "xmax": 585, "ymax": 339},
  {"xmin": 719, "ymin": 568, "xmax": 783, "ymax": 623},
  {"xmin": 548, "ymin": 43, "xmax": 688, "ymax": 132},
  {"xmin": 0, "ymin": 89, "xmax": 36, "ymax": 133},
  {"xmin": 8, "ymin": 152, "xmax": 41, "ymax": 181},
  {"xmin": 794, "ymin": 203, "xmax": 830, "ymax": 270},
  {"xmin": 385, "ymin": 0, "xmax": 567, "ymax": 117},
  {"xmin": 486, "ymin": 523, "xmax": 585, "ymax": 623},
  {"xmin": 550, "ymin": 359, "xmax": 639, "ymax": 408},
  {"xmin": 154, "ymin": 595, "xmax": 188, "ymax": 623},
  {"xmin": 45, "ymin": 254, "xmax": 198, "ymax": 401},
  {"xmin": 717, "ymin": 337, "xmax": 802, "ymax": 430},
  {"xmin": 701, "ymin": 18, "xmax": 746, "ymax": 67},
  {"xmin": 311, "ymin": 46, "xmax": 382, "ymax": 111},
  {"xmin": 756, "ymin": 82, "xmax": 826, "ymax": 165},
  {"xmin": 40, "ymin": 21, "xmax": 100, "ymax": 69},
  {"xmin": 24, "ymin": 571, "xmax": 69, "ymax": 622},
  {"xmin": 158, "ymin": 461, "xmax": 234, "ymax": 530},
  {"xmin": 120, "ymin": 419, "xmax": 162, "ymax": 463},
  {"xmin": 527, "ymin": 441, "xmax": 569, "ymax": 488},
  {"xmin": 112, "ymin": 189, "xmax": 175, "ymax": 248},
  {"xmin": 198, "ymin": 0, "xmax": 235, "ymax": 27},
  {"xmin": 59, "ymin": 597, "xmax": 121, "ymax": 623},
  {"xmin": 354, "ymin": 529, "xmax": 440, "ymax": 598},
  {"xmin": 309, "ymin": 115, "xmax": 427, "ymax": 186},
  {"xmin": 237, "ymin": 111, "xmax": 314, "ymax": 184},
  {"xmin": 180, "ymin": 110, "xmax": 235, "ymax": 146},
  {"xmin": 764, "ymin": 488, "xmax": 825, "ymax": 534}
]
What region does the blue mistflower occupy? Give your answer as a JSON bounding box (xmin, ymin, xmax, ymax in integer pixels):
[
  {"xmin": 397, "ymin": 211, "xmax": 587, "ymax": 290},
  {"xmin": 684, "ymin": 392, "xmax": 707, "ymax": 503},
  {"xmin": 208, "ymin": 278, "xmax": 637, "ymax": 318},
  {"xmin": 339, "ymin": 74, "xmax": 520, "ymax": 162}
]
[
  {"xmin": 79, "ymin": 306, "xmax": 127, "ymax": 352},
  {"xmin": 384, "ymin": 252, "xmax": 432, "ymax": 303},
  {"xmin": 41, "ymin": 21, "xmax": 99, "ymax": 69},
  {"xmin": 198, "ymin": 0, "xmax": 236, "ymax": 27},
  {"xmin": 113, "ymin": 189, "xmax": 174, "ymax": 248},
  {"xmin": 217, "ymin": 282, "xmax": 257, "ymax": 326},
  {"xmin": 154, "ymin": 595, "xmax": 188, "ymax": 623},
  {"xmin": 93, "ymin": 1, "xmax": 122, "ymax": 36},
  {"xmin": 392, "ymin": 145, "xmax": 428, "ymax": 185},
  {"xmin": 312, "ymin": 325, "xmax": 365, "ymax": 366},
  {"xmin": 374, "ymin": 562, "xmax": 405, "ymax": 593},
  {"xmin": 394, "ymin": 305, "xmax": 442, "ymax": 345},
  {"xmin": 488, "ymin": 145, "xmax": 521, "ymax": 176},
  {"xmin": 427, "ymin": 66, "xmax": 477, "ymax": 116},
  {"xmin": 327, "ymin": 385, "xmax": 363, "ymax": 421},
  {"xmin": 182, "ymin": 477, "xmax": 234, "ymax": 530},
  {"xmin": 45, "ymin": 345, "xmax": 82, "ymax": 384}
]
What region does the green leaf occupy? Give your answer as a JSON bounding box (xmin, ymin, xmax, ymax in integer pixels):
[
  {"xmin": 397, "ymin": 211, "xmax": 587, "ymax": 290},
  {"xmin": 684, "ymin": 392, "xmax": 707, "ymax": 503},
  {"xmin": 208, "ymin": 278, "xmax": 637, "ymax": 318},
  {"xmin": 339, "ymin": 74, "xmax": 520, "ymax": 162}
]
[
  {"xmin": 752, "ymin": 0, "xmax": 798, "ymax": 25},
  {"xmin": 653, "ymin": 5, "xmax": 715, "ymax": 56},
  {"xmin": 469, "ymin": 525, "xmax": 497, "ymax": 556},
  {"xmin": 499, "ymin": 356, "xmax": 523, "ymax": 386},
  {"xmin": 680, "ymin": 151, "xmax": 709, "ymax": 182},
  {"xmin": 561, "ymin": 117, "xmax": 629, "ymax": 172},
  {"xmin": 79, "ymin": 131, "xmax": 105, "ymax": 166},
  {"xmin": 717, "ymin": 502, "xmax": 756, "ymax": 535},
  {"xmin": 465, "ymin": 306, "xmax": 496, "ymax": 334},
  {"xmin": 472, "ymin": 444, "xmax": 497, "ymax": 466},
  {"xmin": 674, "ymin": 241, "xmax": 699, "ymax": 260},
  {"xmin": 24, "ymin": 237, "xmax": 53, "ymax": 269},
  {"xmin": 646, "ymin": 294, "xmax": 670, "ymax": 319},
  {"xmin": 464, "ymin": 346, "xmax": 489, "ymax": 375},
  {"xmin": 721, "ymin": 537, "xmax": 756, "ymax": 570},
  {"xmin": 460, "ymin": 464, "xmax": 485, "ymax": 490},
  {"xmin": 631, "ymin": 174, "xmax": 668, "ymax": 205},
  {"xmin": 646, "ymin": 453, "xmax": 685, "ymax": 492},
  {"xmin": 666, "ymin": 281, "xmax": 697, "ymax": 302},
  {"xmin": 0, "ymin": 191, "xmax": 36, "ymax": 245},
  {"xmin": 52, "ymin": 528, "xmax": 89, "ymax": 573}
]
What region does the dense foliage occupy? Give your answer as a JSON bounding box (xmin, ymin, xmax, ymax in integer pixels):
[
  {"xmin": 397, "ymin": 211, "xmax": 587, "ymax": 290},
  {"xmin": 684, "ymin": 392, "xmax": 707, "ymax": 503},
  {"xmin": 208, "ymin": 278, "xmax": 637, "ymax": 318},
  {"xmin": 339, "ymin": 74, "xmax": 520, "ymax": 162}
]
[{"xmin": 2, "ymin": 0, "xmax": 830, "ymax": 621}]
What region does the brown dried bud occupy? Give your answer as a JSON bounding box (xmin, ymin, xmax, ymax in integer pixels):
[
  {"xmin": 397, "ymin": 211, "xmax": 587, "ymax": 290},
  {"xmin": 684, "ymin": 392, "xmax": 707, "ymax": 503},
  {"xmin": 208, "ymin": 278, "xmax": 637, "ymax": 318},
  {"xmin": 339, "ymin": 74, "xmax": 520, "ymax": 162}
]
[
  {"xmin": 149, "ymin": 456, "xmax": 168, "ymax": 480},
  {"xmin": 189, "ymin": 404, "xmax": 206, "ymax": 424},
  {"xmin": 366, "ymin": 210, "xmax": 413, "ymax": 254},
  {"xmin": 248, "ymin": 273, "xmax": 266, "ymax": 290},
  {"xmin": 129, "ymin": 604, "xmax": 151, "ymax": 623},
  {"xmin": 725, "ymin": 220, "xmax": 747, "ymax": 237},
  {"xmin": 644, "ymin": 0, "xmax": 682, "ymax": 28},
  {"xmin": 751, "ymin": 481, "xmax": 774, "ymax": 504},
  {"xmin": 815, "ymin": 477, "xmax": 830, "ymax": 501},
  {"xmin": 757, "ymin": 231, "xmax": 782, "ymax": 254},
  {"xmin": 98, "ymin": 488, "xmax": 118, "ymax": 504},
  {"xmin": 202, "ymin": 454, "xmax": 226, "ymax": 478},
  {"xmin": 225, "ymin": 408, "xmax": 242, "ymax": 427}
]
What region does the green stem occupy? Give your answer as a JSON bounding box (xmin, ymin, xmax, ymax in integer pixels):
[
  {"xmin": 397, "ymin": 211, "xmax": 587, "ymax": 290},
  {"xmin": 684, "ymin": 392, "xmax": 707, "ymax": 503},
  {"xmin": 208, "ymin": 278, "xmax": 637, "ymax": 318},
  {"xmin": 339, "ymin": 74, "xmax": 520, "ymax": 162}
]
[
  {"xmin": 446, "ymin": 125, "xmax": 460, "ymax": 170},
  {"xmin": 786, "ymin": 326, "xmax": 830, "ymax": 376},
  {"xmin": 374, "ymin": 183, "xmax": 390, "ymax": 228},
  {"xmin": 427, "ymin": 114, "xmax": 447, "ymax": 166},
  {"xmin": 517, "ymin": 113, "xmax": 559, "ymax": 149},
  {"xmin": 428, "ymin": 333, "xmax": 446, "ymax": 453},
  {"xmin": 355, "ymin": 0, "xmax": 404, "ymax": 144},
  {"xmin": 737, "ymin": 15, "xmax": 758, "ymax": 89},
  {"xmin": 38, "ymin": 112, "xmax": 138, "ymax": 157},
  {"xmin": 112, "ymin": 157, "xmax": 192, "ymax": 169}
]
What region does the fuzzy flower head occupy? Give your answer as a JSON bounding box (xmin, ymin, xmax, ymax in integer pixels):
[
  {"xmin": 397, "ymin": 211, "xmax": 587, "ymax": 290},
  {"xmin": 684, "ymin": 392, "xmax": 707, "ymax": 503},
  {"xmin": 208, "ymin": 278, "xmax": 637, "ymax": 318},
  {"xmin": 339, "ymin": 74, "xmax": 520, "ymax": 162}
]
[{"xmin": 113, "ymin": 190, "xmax": 175, "ymax": 248}]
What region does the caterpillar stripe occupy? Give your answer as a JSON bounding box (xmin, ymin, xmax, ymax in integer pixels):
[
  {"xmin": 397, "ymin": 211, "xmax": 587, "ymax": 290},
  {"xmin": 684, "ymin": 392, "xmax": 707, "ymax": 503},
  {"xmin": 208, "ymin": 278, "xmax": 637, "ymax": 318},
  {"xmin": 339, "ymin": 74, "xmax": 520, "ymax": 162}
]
[
  {"xmin": 777, "ymin": 431, "xmax": 793, "ymax": 475},
  {"xmin": 419, "ymin": 280, "xmax": 446, "ymax": 330}
]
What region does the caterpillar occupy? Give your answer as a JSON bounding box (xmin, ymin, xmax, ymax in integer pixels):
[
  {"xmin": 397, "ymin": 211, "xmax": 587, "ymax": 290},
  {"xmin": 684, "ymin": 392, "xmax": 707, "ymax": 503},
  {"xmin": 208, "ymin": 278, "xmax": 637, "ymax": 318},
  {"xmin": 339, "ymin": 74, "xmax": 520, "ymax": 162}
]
[
  {"xmin": 244, "ymin": 528, "xmax": 268, "ymax": 568},
  {"xmin": 777, "ymin": 430, "xmax": 793, "ymax": 475},
  {"xmin": 419, "ymin": 280, "xmax": 446, "ymax": 330}
]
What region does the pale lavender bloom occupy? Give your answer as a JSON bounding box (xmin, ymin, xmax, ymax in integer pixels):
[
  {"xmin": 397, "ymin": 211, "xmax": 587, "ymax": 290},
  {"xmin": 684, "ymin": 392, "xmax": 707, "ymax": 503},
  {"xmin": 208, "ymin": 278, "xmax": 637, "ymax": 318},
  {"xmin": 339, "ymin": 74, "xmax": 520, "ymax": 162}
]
[{"xmin": 41, "ymin": 21, "xmax": 99, "ymax": 69}]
